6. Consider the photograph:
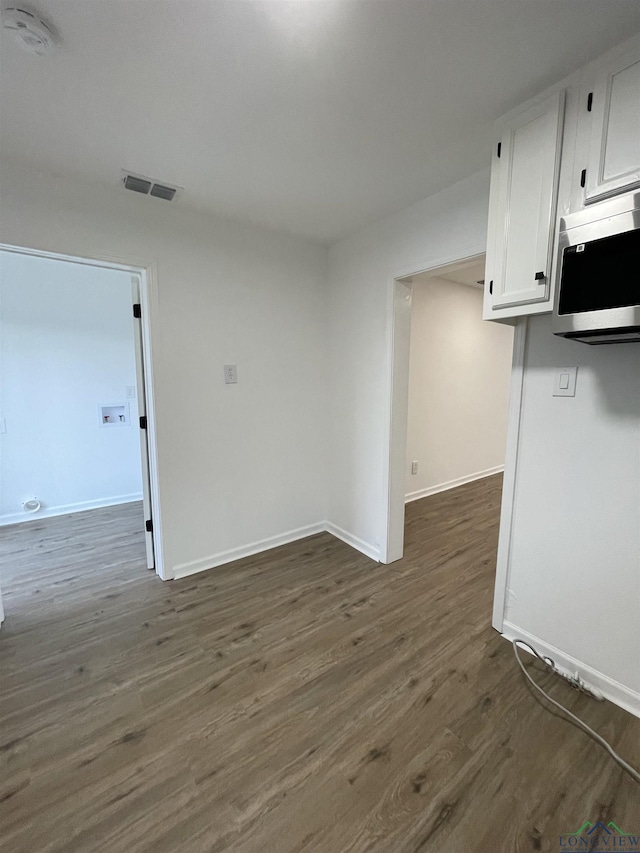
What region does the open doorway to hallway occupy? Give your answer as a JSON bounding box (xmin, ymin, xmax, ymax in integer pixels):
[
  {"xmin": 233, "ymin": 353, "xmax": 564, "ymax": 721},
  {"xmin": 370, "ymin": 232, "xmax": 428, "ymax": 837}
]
[
  {"xmin": 405, "ymin": 255, "xmax": 513, "ymax": 504},
  {"xmin": 384, "ymin": 253, "xmax": 515, "ymax": 563},
  {"xmin": 0, "ymin": 248, "xmax": 159, "ymax": 623}
]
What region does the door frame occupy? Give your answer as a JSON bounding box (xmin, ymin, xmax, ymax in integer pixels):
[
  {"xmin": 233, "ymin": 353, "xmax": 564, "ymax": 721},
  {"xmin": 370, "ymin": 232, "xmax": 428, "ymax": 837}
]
[
  {"xmin": 381, "ymin": 245, "xmax": 509, "ymax": 565},
  {"xmin": 0, "ymin": 242, "xmax": 166, "ymax": 580}
]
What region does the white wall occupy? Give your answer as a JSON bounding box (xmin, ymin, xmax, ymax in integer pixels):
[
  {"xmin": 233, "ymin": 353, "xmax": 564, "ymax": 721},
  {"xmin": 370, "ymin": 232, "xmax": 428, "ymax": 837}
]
[
  {"xmin": 326, "ymin": 169, "xmax": 491, "ymax": 556},
  {"xmin": 405, "ymin": 276, "xmax": 513, "ymax": 500},
  {"xmin": 325, "ymin": 153, "xmax": 639, "ymax": 717},
  {"xmin": 0, "ymin": 161, "xmax": 328, "ymax": 579},
  {"xmin": 0, "ymin": 252, "xmax": 142, "ymax": 522},
  {"xmin": 501, "ymin": 314, "xmax": 640, "ymax": 710}
]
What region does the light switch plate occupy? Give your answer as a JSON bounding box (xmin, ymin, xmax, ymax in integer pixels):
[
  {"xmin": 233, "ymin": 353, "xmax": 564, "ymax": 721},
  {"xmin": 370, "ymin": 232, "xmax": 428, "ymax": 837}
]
[
  {"xmin": 553, "ymin": 366, "xmax": 578, "ymax": 397},
  {"xmin": 224, "ymin": 364, "xmax": 238, "ymax": 384}
]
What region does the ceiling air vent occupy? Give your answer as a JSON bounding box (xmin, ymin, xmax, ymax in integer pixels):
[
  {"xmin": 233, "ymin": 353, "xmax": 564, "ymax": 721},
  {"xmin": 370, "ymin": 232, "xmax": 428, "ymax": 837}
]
[
  {"xmin": 123, "ymin": 175, "xmax": 152, "ymax": 195},
  {"xmin": 121, "ymin": 170, "xmax": 182, "ymax": 202},
  {"xmin": 149, "ymin": 183, "xmax": 177, "ymax": 201}
]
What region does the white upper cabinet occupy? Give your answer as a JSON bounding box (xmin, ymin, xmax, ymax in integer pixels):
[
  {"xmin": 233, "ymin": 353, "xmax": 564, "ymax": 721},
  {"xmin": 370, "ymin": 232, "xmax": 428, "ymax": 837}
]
[
  {"xmin": 584, "ymin": 42, "xmax": 640, "ymax": 203},
  {"xmin": 484, "ymin": 91, "xmax": 565, "ymax": 317}
]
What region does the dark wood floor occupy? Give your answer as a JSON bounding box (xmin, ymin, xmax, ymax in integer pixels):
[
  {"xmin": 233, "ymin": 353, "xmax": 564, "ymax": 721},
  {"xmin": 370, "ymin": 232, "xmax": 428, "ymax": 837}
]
[{"xmin": 0, "ymin": 477, "xmax": 638, "ymax": 853}]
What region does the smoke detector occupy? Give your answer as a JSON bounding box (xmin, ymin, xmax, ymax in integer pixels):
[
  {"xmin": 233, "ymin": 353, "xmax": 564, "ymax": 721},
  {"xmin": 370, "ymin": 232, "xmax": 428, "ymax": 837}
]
[
  {"xmin": 121, "ymin": 170, "xmax": 183, "ymax": 202},
  {"xmin": 2, "ymin": 6, "xmax": 57, "ymax": 55}
]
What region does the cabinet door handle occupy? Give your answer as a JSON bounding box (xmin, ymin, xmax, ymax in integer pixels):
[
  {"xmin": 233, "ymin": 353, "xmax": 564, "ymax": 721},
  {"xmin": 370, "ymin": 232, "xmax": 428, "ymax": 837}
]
[
  {"xmin": 489, "ymin": 280, "xmax": 493, "ymax": 294},
  {"xmin": 534, "ymin": 271, "xmax": 546, "ymax": 281}
]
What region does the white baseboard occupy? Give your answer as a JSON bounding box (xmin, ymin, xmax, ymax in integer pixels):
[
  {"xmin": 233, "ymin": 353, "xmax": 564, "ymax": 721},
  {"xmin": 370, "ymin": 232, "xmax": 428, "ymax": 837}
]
[
  {"xmin": 502, "ymin": 620, "xmax": 640, "ymax": 720},
  {"xmin": 0, "ymin": 493, "xmax": 144, "ymax": 526},
  {"xmin": 172, "ymin": 522, "xmax": 327, "ymax": 580},
  {"xmin": 172, "ymin": 521, "xmax": 380, "ymax": 580},
  {"xmin": 405, "ymin": 465, "xmax": 504, "ymax": 504},
  {"xmin": 323, "ymin": 522, "xmax": 380, "ymax": 562}
]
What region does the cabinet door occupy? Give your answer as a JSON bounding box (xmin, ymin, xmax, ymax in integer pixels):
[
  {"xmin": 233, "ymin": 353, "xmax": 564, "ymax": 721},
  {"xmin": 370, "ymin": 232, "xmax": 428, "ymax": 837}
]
[
  {"xmin": 585, "ymin": 44, "xmax": 640, "ymax": 202},
  {"xmin": 487, "ymin": 91, "xmax": 565, "ymax": 311}
]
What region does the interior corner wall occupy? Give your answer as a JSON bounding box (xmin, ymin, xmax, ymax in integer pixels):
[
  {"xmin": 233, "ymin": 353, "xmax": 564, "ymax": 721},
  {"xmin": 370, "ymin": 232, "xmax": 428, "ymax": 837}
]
[
  {"xmin": 0, "ymin": 161, "xmax": 328, "ymax": 578},
  {"xmin": 0, "ymin": 251, "xmax": 143, "ymax": 522},
  {"xmin": 503, "ymin": 314, "xmax": 640, "ymax": 702},
  {"xmin": 326, "ymin": 169, "xmax": 491, "ymax": 556},
  {"xmin": 405, "ymin": 276, "xmax": 513, "ymax": 501}
]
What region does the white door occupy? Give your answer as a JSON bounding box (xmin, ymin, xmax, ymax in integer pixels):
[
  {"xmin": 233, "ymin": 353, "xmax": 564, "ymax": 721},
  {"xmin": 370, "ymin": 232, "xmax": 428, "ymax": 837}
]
[
  {"xmin": 585, "ymin": 42, "xmax": 640, "ymax": 202},
  {"xmin": 486, "ymin": 90, "xmax": 565, "ymax": 311},
  {"xmin": 131, "ymin": 276, "xmax": 155, "ymax": 570}
]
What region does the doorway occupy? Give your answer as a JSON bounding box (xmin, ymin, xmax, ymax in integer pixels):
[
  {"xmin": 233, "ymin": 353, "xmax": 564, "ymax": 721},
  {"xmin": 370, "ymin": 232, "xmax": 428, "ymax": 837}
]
[
  {"xmin": 383, "ymin": 252, "xmax": 515, "ymax": 563},
  {"xmin": 0, "ymin": 245, "xmax": 162, "ymax": 616}
]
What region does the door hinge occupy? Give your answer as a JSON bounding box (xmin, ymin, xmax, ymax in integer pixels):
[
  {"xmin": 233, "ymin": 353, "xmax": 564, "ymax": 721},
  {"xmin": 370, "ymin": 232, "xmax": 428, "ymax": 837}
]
[
  {"xmin": 133, "ymin": 303, "xmax": 141, "ymax": 319},
  {"xmin": 145, "ymin": 519, "xmax": 153, "ymax": 533},
  {"xmin": 496, "ymin": 142, "xmax": 501, "ymax": 158},
  {"xmin": 587, "ymin": 92, "xmax": 593, "ymax": 112},
  {"xmin": 489, "ymin": 280, "xmax": 493, "ymax": 295},
  {"xmin": 139, "ymin": 415, "xmax": 147, "ymax": 430},
  {"xmin": 580, "ymin": 169, "xmax": 587, "ymax": 188}
]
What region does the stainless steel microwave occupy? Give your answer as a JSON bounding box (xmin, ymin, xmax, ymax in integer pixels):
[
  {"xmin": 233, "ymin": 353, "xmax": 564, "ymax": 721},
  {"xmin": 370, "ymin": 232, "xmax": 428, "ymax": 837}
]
[{"xmin": 552, "ymin": 192, "xmax": 640, "ymax": 344}]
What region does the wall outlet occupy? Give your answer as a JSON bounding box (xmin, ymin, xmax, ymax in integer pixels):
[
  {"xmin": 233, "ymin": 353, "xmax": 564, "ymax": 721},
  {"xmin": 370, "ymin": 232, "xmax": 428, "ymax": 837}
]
[
  {"xmin": 126, "ymin": 385, "xmax": 136, "ymax": 399},
  {"xmin": 224, "ymin": 364, "xmax": 238, "ymax": 384},
  {"xmin": 411, "ymin": 460, "xmax": 418, "ymax": 475}
]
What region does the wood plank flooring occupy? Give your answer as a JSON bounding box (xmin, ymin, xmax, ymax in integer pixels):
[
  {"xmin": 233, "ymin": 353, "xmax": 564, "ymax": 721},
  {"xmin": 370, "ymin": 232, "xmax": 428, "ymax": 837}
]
[{"xmin": 0, "ymin": 477, "xmax": 638, "ymax": 853}]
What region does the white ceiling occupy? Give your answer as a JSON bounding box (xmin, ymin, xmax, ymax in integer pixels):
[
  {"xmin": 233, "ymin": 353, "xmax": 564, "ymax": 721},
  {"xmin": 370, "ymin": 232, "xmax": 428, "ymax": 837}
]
[
  {"xmin": 1, "ymin": 1, "xmax": 639, "ymax": 245},
  {"xmin": 413, "ymin": 256, "xmax": 486, "ymax": 289},
  {"xmin": 437, "ymin": 258, "xmax": 486, "ymax": 290}
]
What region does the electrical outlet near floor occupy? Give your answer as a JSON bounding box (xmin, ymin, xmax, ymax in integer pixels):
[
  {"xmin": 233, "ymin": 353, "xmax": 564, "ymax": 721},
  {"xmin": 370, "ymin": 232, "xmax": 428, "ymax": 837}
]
[{"xmin": 411, "ymin": 460, "xmax": 418, "ymax": 475}]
